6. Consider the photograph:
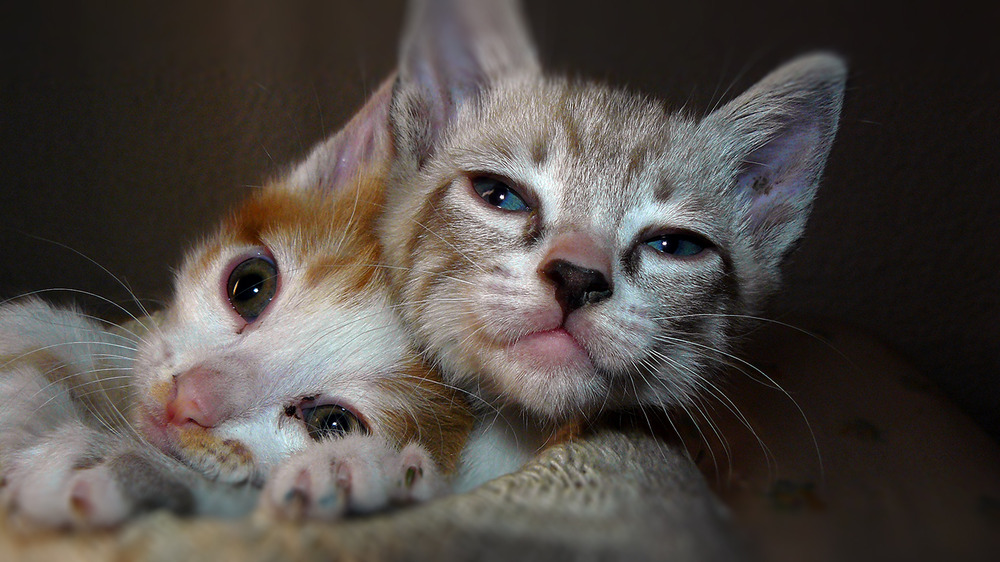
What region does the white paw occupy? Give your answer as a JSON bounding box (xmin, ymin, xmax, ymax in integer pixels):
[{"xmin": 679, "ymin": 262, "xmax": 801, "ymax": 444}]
[
  {"xmin": 1, "ymin": 423, "xmax": 130, "ymax": 529},
  {"xmin": 260, "ymin": 435, "xmax": 444, "ymax": 521},
  {"xmin": 392, "ymin": 441, "xmax": 445, "ymax": 505}
]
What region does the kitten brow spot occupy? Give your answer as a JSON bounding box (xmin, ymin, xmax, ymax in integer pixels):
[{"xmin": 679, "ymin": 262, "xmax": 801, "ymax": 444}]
[
  {"xmin": 530, "ymin": 135, "xmax": 549, "ymax": 166},
  {"xmin": 555, "ymin": 94, "xmax": 584, "ymax": 157},
  {"xmin": 625, "ymin": 145, "xmax": 650, "ymax": 187},
  {"xmin": 72, "ymin": 455, "xmax": 105, "ymax": 471}
]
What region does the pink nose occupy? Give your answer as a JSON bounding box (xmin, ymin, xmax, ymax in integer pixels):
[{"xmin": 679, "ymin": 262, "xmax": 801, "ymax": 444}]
[
  {"xmin": 538, "ymin": 231, "xmax": 612, "ymax": 282},
  {"xmin": 537, "ymin": 232, "xmax": 614, "ymax": 315},
  {"xmin": 164, "ymin": 367, "xmax": 228, "ymax": 428}
]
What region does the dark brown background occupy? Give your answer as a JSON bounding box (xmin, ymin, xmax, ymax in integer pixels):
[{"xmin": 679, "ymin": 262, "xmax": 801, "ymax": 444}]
[{"xmin": 2, "ymin": 1, "xmax": 998, "ymax": 439}]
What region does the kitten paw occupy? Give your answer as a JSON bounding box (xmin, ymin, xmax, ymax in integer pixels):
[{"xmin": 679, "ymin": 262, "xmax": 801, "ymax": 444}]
[
  {"xmin": 260, "ymin": 435, "xmax": 444, "ymax": 521},
  {"xmin": 1, "ymin": 425, "xmax": 130, "ymax": 529},
  {"xmin": 0, "ymin": 422, "xmax": 195, "ymax": 529},
  {"xmin": 392, "ymin": 441, "xmax": 444, "ymax": 504}
]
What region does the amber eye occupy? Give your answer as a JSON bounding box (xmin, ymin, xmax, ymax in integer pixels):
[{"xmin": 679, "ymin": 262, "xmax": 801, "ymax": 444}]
[
  {"xmin": 302, "ymin": 404, "xmax": 369, "ymax": 441},
  {"xmin": 226, "ymin": 257, "xmax": 278, "ymax": 322}
]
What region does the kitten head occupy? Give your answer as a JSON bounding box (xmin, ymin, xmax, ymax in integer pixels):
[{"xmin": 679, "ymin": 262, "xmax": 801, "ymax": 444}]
[
  {"xmin": 131, "ymin": 79, "xmax": 470, "ymax": 484},
  {"xmin": 380, "ymin": 0, "xmax": 846, "ymax": 422}
]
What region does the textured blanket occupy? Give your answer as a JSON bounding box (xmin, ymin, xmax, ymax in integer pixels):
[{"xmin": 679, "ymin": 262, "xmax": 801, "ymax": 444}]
[
  {"xmin": 7, "ymin": 317, "xmax": 999, "ymax": 561},
  {"xmin": 0, "ymin": 428, "xmax": 743, "ymax": 562}
]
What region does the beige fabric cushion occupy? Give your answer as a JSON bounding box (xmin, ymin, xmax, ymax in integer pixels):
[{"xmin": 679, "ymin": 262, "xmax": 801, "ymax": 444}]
[{"xmin": 2, "ymin": 317, "xmax": 998, "ymax": 561}]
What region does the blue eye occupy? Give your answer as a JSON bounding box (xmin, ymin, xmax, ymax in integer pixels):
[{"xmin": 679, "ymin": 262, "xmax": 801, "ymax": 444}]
[
  {"xmin": 472, "ymin": 177, "xmax": 529, "ymax": 212},
  {"xmin": 645, "ymin": 234, "xmax": 707, "ymax": 257}
]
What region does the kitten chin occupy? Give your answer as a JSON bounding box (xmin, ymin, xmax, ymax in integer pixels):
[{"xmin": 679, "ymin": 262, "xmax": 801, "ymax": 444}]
[{"xmin": 448, "ymin": 330, "xmax": 606, "ymax": 422}]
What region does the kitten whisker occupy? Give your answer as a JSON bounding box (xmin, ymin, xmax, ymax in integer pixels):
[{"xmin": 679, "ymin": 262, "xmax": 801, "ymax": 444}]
[
  {"xmin": 0, "ymin": 340, "xmax": 138, "ymax": 373},
  {"xmin": 334, "ymin": 175, "xmax": 365, "ymax": 256},
  {"xmin": 402, "ymin": 214, "xmax": 489, "ymax": 275},
  {"xmin": 13, "ymin": 233, "xmax": 158, "ymax": 332},
  {"xmin": 641, "ymin": 352, "xmax": 730, "ymax": 474},
  {"xmin": 395, "ymin": 371, "xmax": 499, "ymax": 416},
  {"xmin": 2, "ymin": 288, "xmax": 157, "ymax": 342},
  {"xmin": 29, "ymin": 368, "xmax": 131, "ymax": 412},
  {"xmin": 290, "ymin": 260, "xmax": 477, "ymax": 288},
  {"xmin": 654, "ymin": 346, "xmax": 777, "ymax": 481},
  {"xmin": 376, "ymin": 263, "xmax": 476, "ymax": 287},
  {"xmin": 655, "ymin": 312, "xmax": 860, "ymax": 374},
  {"xmin": 653, "ymin": 333, "xmax": 813, "ymax": 478},
  {"xmin": 633, "ymin": 354, "xmax": 722, "ymax": 477}
]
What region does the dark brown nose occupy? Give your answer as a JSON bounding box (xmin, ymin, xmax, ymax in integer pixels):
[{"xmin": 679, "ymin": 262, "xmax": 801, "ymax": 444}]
[{"xmin": 541, "ymin": 259, "xmax": 613, "ymax": 316}]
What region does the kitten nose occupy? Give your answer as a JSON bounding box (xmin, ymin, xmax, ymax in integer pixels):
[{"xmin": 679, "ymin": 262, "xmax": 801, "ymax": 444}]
[
  {"xmin": 164, "ymin": 367, "xmax": 229, "ymax": 428},
  {"xmin": 541, "ymin": 259, "xmax": 613, "ymax": 315}
]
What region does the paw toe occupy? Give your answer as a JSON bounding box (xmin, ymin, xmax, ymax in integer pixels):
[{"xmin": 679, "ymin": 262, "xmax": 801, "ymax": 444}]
[{"xmin": 394, "ymin": 442, "xmax": 443, "ymax": 503}]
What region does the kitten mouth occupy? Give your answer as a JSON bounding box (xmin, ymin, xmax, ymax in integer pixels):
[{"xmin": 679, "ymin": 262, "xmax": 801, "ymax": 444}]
[
  {"xmin": 136, "ymin": 408, "xmax": 175, "ymax": 453},
  {"xmin": 137, "ymin": 407, "xmax": 255, "ymax": 483},
  {"xmin": 509, "ymin": 327, "xmax": 593, "ymax": 369}
]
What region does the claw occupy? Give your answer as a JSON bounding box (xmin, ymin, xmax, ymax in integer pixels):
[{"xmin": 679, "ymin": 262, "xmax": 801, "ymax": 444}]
[
  {"xmin": 316, "ymin": 490, "xmax": 343, "ymax": 511},
  {"xmin": 281, "ymin": 469, "xmax": 311, "ymax": 519},
  {"xmin": 68, "ymin": 479, "xmax": 93, "ymax": 522}
]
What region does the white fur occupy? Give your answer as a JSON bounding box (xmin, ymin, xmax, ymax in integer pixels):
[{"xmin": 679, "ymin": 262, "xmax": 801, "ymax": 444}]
[
  {"xmin": 452, "ymin": 415, "xmax": 546, "ymax": 493},
  {"xmin": 131, "ymin": 239, "xmax": 418, "ymax": 482},
  {"xmin": 260, "ymin": 434, "xmax": 442, "ymax": 520}
]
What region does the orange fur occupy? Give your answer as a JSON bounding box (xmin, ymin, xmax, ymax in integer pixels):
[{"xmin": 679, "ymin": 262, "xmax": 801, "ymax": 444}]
[
  {"xmin": 177, "ymin": 428, "xmax": 255, "ymax": 472},
  {"xmin": 375, "ymin": 359, "xmax": 474, "ymax": 474},
  {"xmin": 208, "ymin": 163, "xmax": 473, "ymax": 475}
]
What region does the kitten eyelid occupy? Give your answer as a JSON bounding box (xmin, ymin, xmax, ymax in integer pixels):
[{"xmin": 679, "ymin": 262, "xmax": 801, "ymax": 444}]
[
  {"xmin": 462, "ymin": 172, "xmax": 538, "ymax": 213},
  {"xmin": 636, "ymin": 229, "xmax": 716, "ymax": 260},
  {"xmin": 290, "ymin": 396, "xmax": 371, "ymax": 438},
  {"xmin": 638, "ymin": 226, "xmax": 715, "ymax": 246}
]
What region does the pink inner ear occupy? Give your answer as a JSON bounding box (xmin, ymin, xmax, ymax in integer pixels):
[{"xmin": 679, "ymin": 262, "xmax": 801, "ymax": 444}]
[
  {"xmin": 738, "ymin": 125, "xmax": 821, "ymax": 226},
  {"xmin": 324, "ymin": 79, "xmax": 394, "ymax": 190},
  {"xmin": 326, "ymin": 116, "xmax": 378, "ymax": 189},
  {"xmin": 292, "ymin": 76, "xmax": 394, "ymax": 192}
]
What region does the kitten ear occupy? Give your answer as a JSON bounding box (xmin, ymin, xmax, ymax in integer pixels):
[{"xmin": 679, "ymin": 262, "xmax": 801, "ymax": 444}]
[
  {"xmin": 393, "ymin": 0, "xmax": 541, "ymax": 163},
  {"xmin": 289, "ymin": 76, "xmax": 395, "ymax": 191},
  {"xmin": 705, "ymin": 53, "xmax": 847, "ymax": 262}
]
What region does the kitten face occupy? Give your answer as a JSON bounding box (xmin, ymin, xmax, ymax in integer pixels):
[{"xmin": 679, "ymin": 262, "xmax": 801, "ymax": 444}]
[
  {"xmin": 382, "ymin": 1, "xmax": 846, "ymax": 422},
  {"xmin": 383, "ymin": 83, "xmax": 735, "ymax": 419},
  {"xmin": 0, "ymin": 77, "xmax": 471, "ymax": 526},
  {"xmin": 132, "ymin": 178, "xmax": 468, "ymax": 484}
]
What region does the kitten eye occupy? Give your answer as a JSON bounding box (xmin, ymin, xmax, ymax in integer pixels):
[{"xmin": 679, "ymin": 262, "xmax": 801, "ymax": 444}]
[
  {"xmin": 226, "ymin": 256, "xmax": 278, "ymax": 321},
  {"xmin": 471, "ymin": 176, "xmax": 530, "ymax": 212},
  {"xmin": 644, "ymin": 234, "xmax": 708, "ymax": 258},
  {"xmin": 301, "ymin": 404, "xmax": 369, "ymax": 441}
]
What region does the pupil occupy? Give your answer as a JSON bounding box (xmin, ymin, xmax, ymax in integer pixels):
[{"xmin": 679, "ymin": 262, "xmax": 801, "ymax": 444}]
[
  {"xmin": 486, "ymin": 187, "xmax": 506, "ymax": 206},
  {"xmin": 323, "ymin": 414, "xmax": 345, "ymax": 431},
  {"xmin": 233, "ymin": 274, "xmax": 264, "ymax": 302},
  {"xmin": 304, "ymin": 404, "xmax": 366, "ymax": 441}
]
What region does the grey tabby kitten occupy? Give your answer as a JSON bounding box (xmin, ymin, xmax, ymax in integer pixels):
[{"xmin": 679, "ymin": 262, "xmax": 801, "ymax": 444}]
[{"xmin": 379, "ymin": 0, "xmax": 846, "ymax": 481}]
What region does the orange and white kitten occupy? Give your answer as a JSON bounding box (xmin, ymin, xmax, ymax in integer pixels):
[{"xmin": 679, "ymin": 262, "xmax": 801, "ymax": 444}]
[
  {"xmin": 0, "ymin": 79, "xmax": 472, "ymax": 528},
  {"xmin": 379, "ymin": 0, "xmax": 846, "ymax": 484}
]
